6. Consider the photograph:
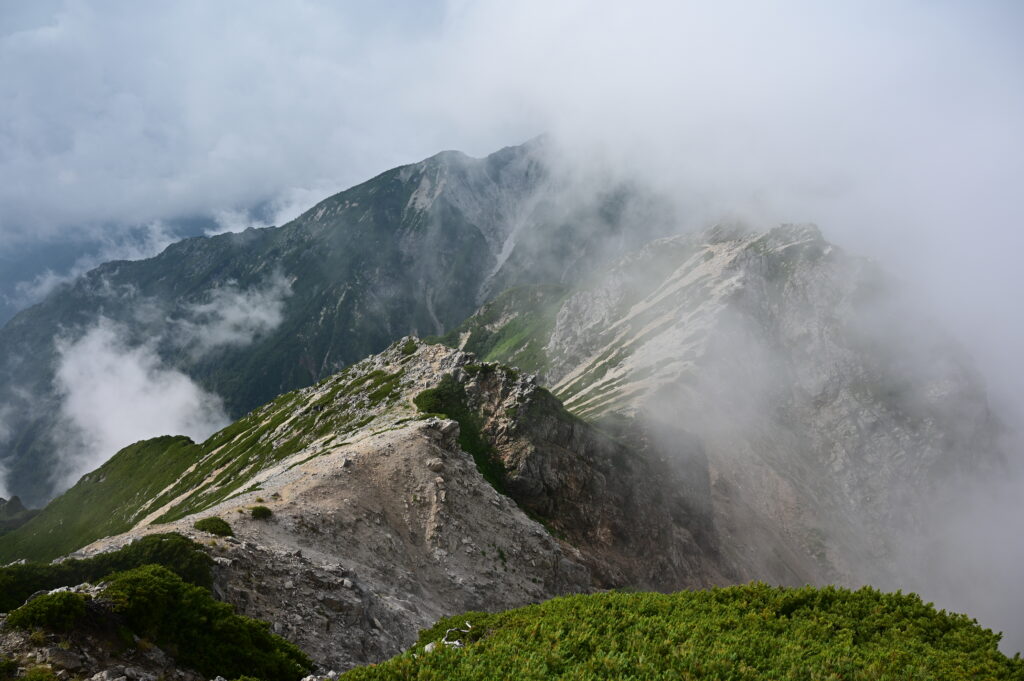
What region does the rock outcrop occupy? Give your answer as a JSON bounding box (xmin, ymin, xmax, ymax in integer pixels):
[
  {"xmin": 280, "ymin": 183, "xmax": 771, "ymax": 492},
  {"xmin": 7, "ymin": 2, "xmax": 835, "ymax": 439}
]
[{"xmin": 23, "ymin": 341, "xmax": 721, "ymax": 670}]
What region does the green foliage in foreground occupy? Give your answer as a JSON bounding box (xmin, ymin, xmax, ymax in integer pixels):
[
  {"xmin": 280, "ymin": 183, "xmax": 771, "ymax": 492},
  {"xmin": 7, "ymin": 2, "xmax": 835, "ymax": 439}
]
[
  {"xmin": 340, "ymin": 584, "xmax": 1024, "ymax": 680},
  {"xmin": 0, "ymin": 533, "xmax": 211, "ymax": 613},
  {"xmin": 0, "ymin": 656, "xmax": 17, "ymax": 681},
  {"xmin": 20, "ymin": 669, "xmax": 57, "ymax": 681},
  {"xmin": 102, "ymin": 565, "xmax": 312, "ymax": 681},
  {"xmin": 6, "ymin": 591, "xmax": 87, "ymax": 632},
  {"xmin": 193, "ymin": 516, "xmax": 234, "ymax": 536}
]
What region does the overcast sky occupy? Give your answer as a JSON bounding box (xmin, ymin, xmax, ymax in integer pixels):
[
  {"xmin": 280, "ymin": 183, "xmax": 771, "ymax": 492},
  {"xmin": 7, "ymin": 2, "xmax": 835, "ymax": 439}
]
[{"xmin": 2, "ymin": 0, "xmax": 1021, "ymax": 403}]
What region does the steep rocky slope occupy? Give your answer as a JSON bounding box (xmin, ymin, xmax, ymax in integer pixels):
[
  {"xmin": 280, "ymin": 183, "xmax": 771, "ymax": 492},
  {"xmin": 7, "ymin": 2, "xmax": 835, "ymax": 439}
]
[
  {"xmin": 0, "ymin": 140, "xmax": 674, "ymax": 505},
  {"xmin": 443, "ymin": 223, "xmax": 1003, "ymax": 586},
  {"xmin": 2, "ymin": 340, "xmax": 731, "ymax": 669}
]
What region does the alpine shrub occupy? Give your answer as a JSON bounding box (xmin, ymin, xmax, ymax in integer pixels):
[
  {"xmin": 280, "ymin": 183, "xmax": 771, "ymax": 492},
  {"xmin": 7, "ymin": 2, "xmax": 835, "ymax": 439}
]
[
  {"xmin": 250, "ymin": 506, "xmax": 273, "ymax": 520},
  {"xmin": 7, "ymin": 591, "xmax": 87, "ymax": 632},
  {"xmin": 103, "ymin": 565, "xmax": 311, "ymax": 681},
  {"xmin": 0, "ymin": 533, "xmax": 211, "ymax": 612},
  {"xmin": 341, "ymin": 584, "xmax": 1024, "ymax": 680},
  {"xmin": 193, "ymin": 517, "xmax": 233, "ymax": 537}
]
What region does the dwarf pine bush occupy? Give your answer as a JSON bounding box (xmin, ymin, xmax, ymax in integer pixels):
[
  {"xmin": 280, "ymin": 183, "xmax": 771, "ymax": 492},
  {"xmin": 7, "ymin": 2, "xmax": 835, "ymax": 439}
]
[
  {"xmin": 6, "ymin": 591, "xmax": 87, "ymax": 632},
  {"xmin": 102, "ymin": 564, "xmax": 312, "ymax": 681},
  {"xmin": 193, "ymin": 516, "xmax": 233, "ymax": 537},
  {"xmin": 340, "ymin": 584, "xmax": 1024, "ymax": 680},
  {"xmin": 0, "ymin": 533, "xmax": 211, "ymax": 613}
]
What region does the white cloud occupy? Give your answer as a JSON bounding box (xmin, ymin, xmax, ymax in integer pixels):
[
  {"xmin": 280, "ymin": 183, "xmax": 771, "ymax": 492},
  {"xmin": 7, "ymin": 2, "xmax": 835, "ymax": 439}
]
[
  {"xmin": 205, "ymin": 183, "xmax": 339, "ymax": 236},
  {"xmin": 52, "ymin": 318, "xmax": 230, "ymax": 489},
  {"xmin": 42, "ymin": 272, "xmax": 291, "ymax": 489},
  {"xmin": 0, "ymin": 2, "xmax": 447, "ymax": 247},
  {"xmin": 174, "ymin": 272, "xmax": 293, "ymax": 356},
  {"xmin": 207, "ymin": 208, "xmax": 270, "ymax": 237}
]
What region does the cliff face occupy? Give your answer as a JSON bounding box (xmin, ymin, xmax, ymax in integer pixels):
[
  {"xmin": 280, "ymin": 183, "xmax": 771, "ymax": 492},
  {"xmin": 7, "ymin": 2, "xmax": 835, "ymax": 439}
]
[{"xmin": 446, "ymin": 223, "xmax": 1002, "ymax": 586}]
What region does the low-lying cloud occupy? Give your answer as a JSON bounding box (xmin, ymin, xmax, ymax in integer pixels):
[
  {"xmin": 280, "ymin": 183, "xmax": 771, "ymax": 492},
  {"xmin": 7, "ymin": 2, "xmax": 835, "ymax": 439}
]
[
  {"xmin": 52, "ymin": 317, "xmax": 229, "ymax": 489},
  {"xmin": 48, "ymin": 272, "xmax": 291, "ymax": 489},
  {"xmin": 173, "ymin": 272, "xmax": 292, "ymax": 357},
  {"xmin": 11, "ymin": 221, "xmax": 178, "ymax": 307}
]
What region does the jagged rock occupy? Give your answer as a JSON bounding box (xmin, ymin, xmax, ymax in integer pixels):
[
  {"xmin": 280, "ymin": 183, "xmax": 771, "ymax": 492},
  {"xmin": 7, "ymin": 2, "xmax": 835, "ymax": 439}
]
[{"xmin": 46, "ymin": 648, "xmax": 83, "ymax": 670}]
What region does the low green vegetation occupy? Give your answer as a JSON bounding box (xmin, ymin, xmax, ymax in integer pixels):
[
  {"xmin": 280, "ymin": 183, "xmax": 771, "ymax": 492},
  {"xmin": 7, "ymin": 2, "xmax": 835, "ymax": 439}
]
[
  {"xmin": 193, "ymin": 516, "xmax": 234, "ymax": 537},
  {"xmin": 0, "ymin": 497, "xmax": 38, "ymax": 538},
  {"xmin": 19, "ymin": 669, "xmax": 57, "ymax": 681},
  {"xmin": 340, "ymin": 584, "xmax": 1024, "ymax": 680},
  {"xmin": 0, "ymin": 437, "xmax": 200, "ymax": 562},
  {"xmin": 103, "ymin": 565, "xmax": 311, "ymax": 681},
  {"xmin": 413, "ymin": 375, "xmax": 506, "ymax": 493},
  {"xmin": 0, "ymin": 357, "xmax": 410, "ymax": 562},
  {"xmin": 400, "ymin": 338, "xmax": 418, "ymax": 356},
  {"xmin": 0, "ymin": 533, "xmax": 211, "ymax": 613},
  {"xmin": 6, "ymin": 591, "xmax": 87, "ymax": 632},
  {"xmin": 0, "ymin": 656, "xmax": 16, "ymax": 681},
  {"xmin": 434, "ymin": 285, "xmax": 568, "ymax": 375},
  {"xmin": 250, "ymin": 506, "xmax": 273, "ymax": 520},
  {"xmin": 1, "ymin": 537, "xmax": 310, "ymax": 681}
]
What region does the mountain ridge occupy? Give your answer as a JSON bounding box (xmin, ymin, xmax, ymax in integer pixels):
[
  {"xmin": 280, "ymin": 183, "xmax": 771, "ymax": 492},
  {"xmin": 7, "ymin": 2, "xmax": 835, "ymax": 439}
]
[
  {"xmin": 0, "ymin": 140, "xmax": 1012, "ymax": 672},
  {"xmin": 0, "ymin": 139, "xmax": 676, "ymax": 504}
]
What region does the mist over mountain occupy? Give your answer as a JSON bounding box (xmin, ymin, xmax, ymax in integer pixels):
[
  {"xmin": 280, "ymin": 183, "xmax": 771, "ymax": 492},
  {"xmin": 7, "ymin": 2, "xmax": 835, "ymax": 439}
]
[
  {"xmin": 0, "ymin": 140, "xmax": 681, "ymax": 503},
  {"xmin": 0, "ymin": 196, "xmax": 1016, "ymax": 665},
  {"xmin": 1, "ymin": 2, "xmax": 1022, "ymax": 675}
]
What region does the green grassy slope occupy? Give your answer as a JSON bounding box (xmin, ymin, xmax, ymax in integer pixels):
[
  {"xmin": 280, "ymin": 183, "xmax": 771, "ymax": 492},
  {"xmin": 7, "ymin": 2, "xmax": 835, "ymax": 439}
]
[
  {"xmin": 0, "ymin": 349, "xmax": 415, "ymax": 562},
  {"xmin": 0, "ymin": 437, "xmax": 199, "ymax": 562},
  {"xmin": 433, "ymin": 284, "xmax": 568, "ymax": 375},
  {"xmin": 341, "ymin": 584, "xmax": 1024, "ymax": 680}
]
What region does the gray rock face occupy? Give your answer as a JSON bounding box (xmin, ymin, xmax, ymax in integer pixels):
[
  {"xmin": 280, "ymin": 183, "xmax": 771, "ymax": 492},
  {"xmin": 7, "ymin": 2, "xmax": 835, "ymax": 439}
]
[{"xmin": 67, "ymin": 344, "xmax": 596, "ymax": 670}]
